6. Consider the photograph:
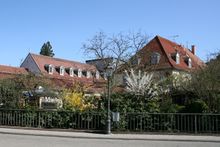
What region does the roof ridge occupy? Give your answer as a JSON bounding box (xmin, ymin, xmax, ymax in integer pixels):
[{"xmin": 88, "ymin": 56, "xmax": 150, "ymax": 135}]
[
  {"xmin": 156, "ymin": 35, "xmax": 180, "ymax": 46},
  {"xmin": 30, "ymin": 53, "xmax": 89, "ymax": 66},
  {"xmin": 0, "ymin": 64, "xmax": 26, "ymax": 69},
  {"xmin": 156, "ymin": 36, "xmax": 175, "ymax": 68}
]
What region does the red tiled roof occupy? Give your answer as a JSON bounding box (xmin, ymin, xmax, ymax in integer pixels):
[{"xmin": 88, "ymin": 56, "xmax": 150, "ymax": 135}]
[
  {"xmin": 29, "ymin": 53, "xmax": 97, "ymax": 76},
  {"xmin": 0, "ymin": 64, "xmax": 28, "ymax": 75},
  {"xmin": 137, "ymin": 35, "xmax": 205, "ymax": 72},
  {"xmin": 157, "ymin": 36, "xmax": 205, "ymax": 71},
  {"xmin": 0, "ymin": 64, "xmax": 28, "ymax": 79},
  {"xmin": 28, "ymin": 54, "xmax": 105, "ymax": 91}
]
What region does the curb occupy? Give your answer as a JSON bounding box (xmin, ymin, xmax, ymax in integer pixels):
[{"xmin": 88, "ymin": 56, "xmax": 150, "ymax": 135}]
[{"xmin": 0, "ymin": 128, "xmax": 220, "ymax": 143}]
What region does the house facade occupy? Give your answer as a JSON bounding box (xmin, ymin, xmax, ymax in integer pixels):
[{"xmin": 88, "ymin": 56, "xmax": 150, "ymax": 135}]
[
  {"xmin": 0, "ymin": 35, "xmax": 205, "ymax": 93},
  {"xmin": 109, "ymin": 36, "xmax": 206, "ymax": 89},
  {"xmin": 20, "ymin": 53, "xmax": 105, "ymax": 93},
  {"xmin": 132, "ymin": 35, "xmax": 204, "ymax": 72}
]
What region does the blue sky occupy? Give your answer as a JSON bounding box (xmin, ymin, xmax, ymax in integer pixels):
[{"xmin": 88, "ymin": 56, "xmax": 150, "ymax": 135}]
[{"xmin": 0, "ymin": 0, "xmax": 219, "ymax": 66}]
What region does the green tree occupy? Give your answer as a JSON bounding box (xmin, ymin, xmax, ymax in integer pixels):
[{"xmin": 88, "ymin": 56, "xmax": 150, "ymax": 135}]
[
  {"xmin": 40, "ymin": 41, "xmax": 55, "ymax": 57},
  {"xmin": 0, "ymin": 79, "xmax": 23, "ymax": 108},
  {"xmin": 190, "ymin": 51, "xmax": 220, "ymax": 112}
]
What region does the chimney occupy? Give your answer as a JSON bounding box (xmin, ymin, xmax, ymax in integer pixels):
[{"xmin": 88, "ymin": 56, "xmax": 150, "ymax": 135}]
[{"xmin": 191, "ymin": 45, "xmax": 196, "ymax": 55}]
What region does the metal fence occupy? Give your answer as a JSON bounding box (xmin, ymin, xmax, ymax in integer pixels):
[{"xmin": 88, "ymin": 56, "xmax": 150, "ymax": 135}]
[
  {"xmin": 0, "ymin": 109, "xmax": 105, "ymax": 130},
  {"xmin": 0, "ymin": 109, "xmax": 220, "ymax": 134},
  {"xmin": 115, "ymin": 113, "xmax": 220, "ymax": 134}
]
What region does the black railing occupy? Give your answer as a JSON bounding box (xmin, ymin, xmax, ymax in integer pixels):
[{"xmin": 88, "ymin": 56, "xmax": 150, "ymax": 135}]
[
  {"xmin": 0, "ymin": 109, "xmax": 105, "ymax": 130},
  {"xmin": 114, "ymin": 113, "xmax": 220, "ymax": 134},
  {"xmin": 0, "ymin": 109, "xmax": 220, "ymax": 134}
]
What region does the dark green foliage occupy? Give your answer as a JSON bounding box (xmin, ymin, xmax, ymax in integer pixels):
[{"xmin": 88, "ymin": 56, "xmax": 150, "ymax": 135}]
[
  {"xmin": 159, "ymin": 96, "xmax": 185, "ymax": 113},
  {"xmin": 190, "ymin": 51, "xmax": 220, "ymax": 112},
  {"xmin": 0, "ymin": 74, "xmax": 55, "ymax": 109},
  {"xmin": 100, "ymin": 93, "xmax": 160, "ymax": 114},
  {"xmin": 40, "ymin": 41, "xmax": 55, "ymax": 57},
  {"xmin": 180, "ymin": 99, "xmax": 209, "ymax": 113},
  {"xmin": 0, "ymin": 79, "xmax": 23, "ymax": 108}
]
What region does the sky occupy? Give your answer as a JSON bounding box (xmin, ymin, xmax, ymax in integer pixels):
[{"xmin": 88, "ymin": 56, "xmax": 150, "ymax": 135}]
[{"xmin": 0, "ymin": 0, "xmax": 219, "ymax": 67}]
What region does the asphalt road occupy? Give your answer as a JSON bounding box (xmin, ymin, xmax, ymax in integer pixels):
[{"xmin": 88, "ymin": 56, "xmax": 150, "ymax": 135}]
[{"xmin": 0, "ymin": 133, "xmax": 219, "ymax": 147}]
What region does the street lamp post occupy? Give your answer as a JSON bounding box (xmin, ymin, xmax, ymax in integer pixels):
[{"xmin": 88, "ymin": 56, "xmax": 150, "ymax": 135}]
[{"xmin": 106, "ymin": 64, "xmax": 113, "ymax": 134}]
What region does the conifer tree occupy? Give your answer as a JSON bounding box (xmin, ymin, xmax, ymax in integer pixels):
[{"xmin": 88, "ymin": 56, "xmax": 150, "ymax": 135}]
[{"xmin": 40, "ymin": 41, "xmax": 55, "ymax": 57}]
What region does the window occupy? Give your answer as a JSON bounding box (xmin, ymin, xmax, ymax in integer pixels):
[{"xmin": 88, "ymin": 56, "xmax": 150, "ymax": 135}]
[
  {"xmin": 82, "ymin": 70, "xmax": 87, "ymax": 77},
  {"xmin": 69, "ymin": 68, "xmax": 74, "ymax": 77},
  {"xmin": 176, "ymin": 52, "xmax": 180, "ymax": 64},
  {"xmin": 151, "ymin": 52, "xmax": 160, "ymax": 65},
  {"xmin": 78, "ymin": 69, "xmax": 82, "ymax": 77},
  {"xmin": 86, "ymin": 71, "xmax": 91, "ymax": 78},
  {"xmin": 131, "ymin": 57, "xmax": 141, "ymax": 65},
  {"xmin": 48, "ymin": 65, "xmax": 53, "ymax": 74},
  {"xmin": 96, "ymin": 71, "xmax": 100, "ymax": 79},
  {"xmin": 74, "ymin": 69, "xmax": 78, "ymax": 76},
  {"xmin": 184, "ymin": 56, "xmax": 192, "ymax": 68},
  {"xmin": 60, "ymin": 66, "xmax": 65, "ymax": 76},
  {"xmin": 188, "ymin": 58, "xmax": 192, "ymax": 68},
  {"xmin": 172, "ymin": 52, "xmax": 180, "ymax": 64}
]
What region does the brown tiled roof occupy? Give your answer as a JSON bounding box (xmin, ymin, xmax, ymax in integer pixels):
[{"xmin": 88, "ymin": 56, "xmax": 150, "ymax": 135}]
[
  {"xmin": 0, "ymin": 65, "xmax": 28, "ymax": 79},
  {"xmin": 28, "ymin": 54, "xmax": 105, "ymax": 91},
  {"xmin": 137, "ymin": 35, "xmax": 205, "ymax": 72},
  {"xmin": 157, "ymin": 36, "xmax": 205, "ymax": 71},
  {"xmin": 0, "ymin": 64, "xmax": 28, "ymax": 75},
  {"xmin": 29, "ymin": 53, "xmax": 97, "ymax": 76}
]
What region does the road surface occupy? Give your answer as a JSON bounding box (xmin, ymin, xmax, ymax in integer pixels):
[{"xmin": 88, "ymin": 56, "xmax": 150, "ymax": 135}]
[{"xmin": 0, "ymin": 133, "xmax": 219, "ymax": 147}]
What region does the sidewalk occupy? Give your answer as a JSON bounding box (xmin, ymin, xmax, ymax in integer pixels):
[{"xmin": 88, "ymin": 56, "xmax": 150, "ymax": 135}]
[{"xmin": 0, "ymin": 127, "xmax": 220, "ymax": 142}]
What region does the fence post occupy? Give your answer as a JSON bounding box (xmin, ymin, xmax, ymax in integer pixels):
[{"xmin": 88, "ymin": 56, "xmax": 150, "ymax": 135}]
[
  {"xmin": 38, "ymin": 111, "xmax": 41, "ymax": 128},
  {"xmin": 194, "ymin": 114, "xmax": 197, "ymax": 134}
]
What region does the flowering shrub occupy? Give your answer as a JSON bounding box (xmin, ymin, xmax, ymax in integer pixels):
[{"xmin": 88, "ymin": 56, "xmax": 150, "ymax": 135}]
[
  {"xmin": 62, "ymin": 84, "xmax": 97, "ymax": 111},
  {"xmin": 124, "ymin": 69, "xmax": 158, "ymax": 99}
]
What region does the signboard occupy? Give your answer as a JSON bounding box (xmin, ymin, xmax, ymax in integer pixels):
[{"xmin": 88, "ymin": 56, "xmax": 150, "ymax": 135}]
[
  {"xmin": 39, "ymin": 97, "xmax": 63, "ymax": 110},
  {"xmin": 112, "ymin": 112, "xmax": 120, "ymax": 122}
]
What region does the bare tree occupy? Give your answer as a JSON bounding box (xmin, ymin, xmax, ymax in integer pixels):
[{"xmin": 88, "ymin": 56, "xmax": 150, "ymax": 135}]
[
  {"xmin": 83, "ymin": 30, "xmax": 150, "ymax": 74},
  {"xmin": 83, "ymin": 32, "xmax": 109, "ymax": 59}
]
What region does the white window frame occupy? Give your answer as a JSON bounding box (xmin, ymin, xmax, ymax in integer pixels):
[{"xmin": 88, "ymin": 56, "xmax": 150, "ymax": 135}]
[
  {"xmin": 151, "ymin": 52, "xmax": 160, "ymax": 65},
  {"xmin": 48, "ymin": 65, "xmax": 53, "ymax": 74},
  {"xmin": 78, "ymin": 69, "xmax": 82, "ymax": 78},
  {"xmin": 86, "ymin": 71, "xmax": 91, "ymax": 78},
  {"xmin": 176, "ymin": 52, "xmax": 180, "ymax": 64},
  {"xmin": 60, "ymin": 66, "xmax": 65, "ymax": 76},
  {"xmin": 188, "ymin": 58, "xmax": 192, "ymax": 68},
  {"xmin": 96, "ymin": 71, "xmax": 100, "ymax": 79},
  {"xmin": 69, "ymin": 68, "xmax": 74, "ymax": 77}
]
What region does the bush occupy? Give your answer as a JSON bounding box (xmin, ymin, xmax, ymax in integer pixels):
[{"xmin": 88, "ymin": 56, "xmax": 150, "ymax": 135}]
[
  {"xmin": 101, "ymin": 92, "xmax": 160, "ymax": 113},
  {"xmin": 180, "ymin": 99, "xmax": 209, "ymax": 113},
  {"xmin": 0, "ymin": 79, "xmax": 23, "ymax": 108}
]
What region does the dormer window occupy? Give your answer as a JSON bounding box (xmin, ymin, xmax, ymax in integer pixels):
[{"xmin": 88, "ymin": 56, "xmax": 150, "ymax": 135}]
[
  {"xmin": 48, "ymin": 64, "xmax": 53, "ymax": 74},
  {"xmin": 82, "ymin": 70, "xmax": 87, "ymax": 77},
  {"xmin": 86, "ymin": 71, "xmax": 91, "ymax": 78},
  {"xmin": 172, "ymin": 52, "xmax": 180, "ymax": 64},
  {"xmin": 78, "ymin": 69, "xmax": 82, "ymax": 77},
  {"xmin": 184, "ymin": 57, "xmax": 192, "ymax": 68},
  {"xmin": 176, "ymin": 52, "xmax": 180, "ymax": 64},
  {"xmin": 59, "ymin": 66, "xmax": 65, "ymax": 76},
  {"xmin": 74, "ymin": 69, "xmax": 78, "ymax": 76},
  {"xmin": 188, "ymin": 58, "xmax": 192, "ymax": 68},
  {"xmin": 151, "ymin": 52, "xmax": 160, "ymax": 65},
  {"xmin": 69, "ymin": 68, "xmax": 74, "ymax": 77},
  {"xmin": 96, "ymin": 71, "xmax": 100, "ymax": 79}
]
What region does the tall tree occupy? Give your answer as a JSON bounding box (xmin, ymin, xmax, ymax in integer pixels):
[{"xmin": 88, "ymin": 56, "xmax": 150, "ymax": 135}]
[
  {"xmin": 190, "ymin": 51, "xmax": 220, "ymax": 112},
  {"xmin": 40, "ymin": 41, "xmax": 55, "ymax": 57}
]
